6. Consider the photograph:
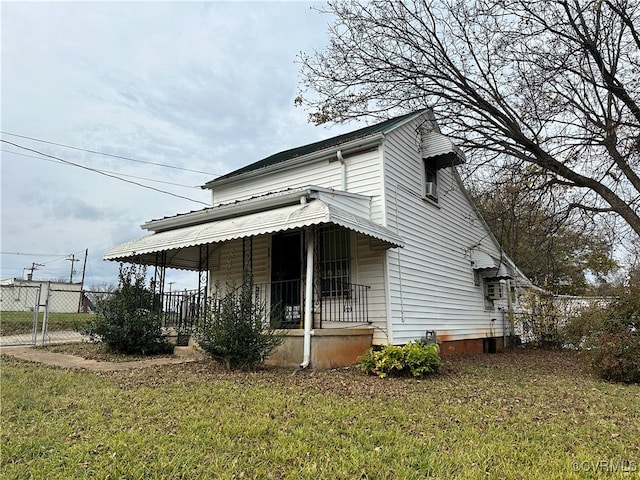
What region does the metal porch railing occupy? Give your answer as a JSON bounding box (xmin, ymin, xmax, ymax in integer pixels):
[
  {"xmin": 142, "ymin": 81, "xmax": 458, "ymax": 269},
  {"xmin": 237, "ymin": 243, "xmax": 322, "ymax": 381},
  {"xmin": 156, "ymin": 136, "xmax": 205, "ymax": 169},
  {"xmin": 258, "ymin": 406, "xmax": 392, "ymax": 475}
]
[
  {"xmin": 158, "ymin": 280, "xmax": 371, "ymax": 331},
  {"xmin": 319, "ymin": 281, "xmax": 370, "ymax": 326}
]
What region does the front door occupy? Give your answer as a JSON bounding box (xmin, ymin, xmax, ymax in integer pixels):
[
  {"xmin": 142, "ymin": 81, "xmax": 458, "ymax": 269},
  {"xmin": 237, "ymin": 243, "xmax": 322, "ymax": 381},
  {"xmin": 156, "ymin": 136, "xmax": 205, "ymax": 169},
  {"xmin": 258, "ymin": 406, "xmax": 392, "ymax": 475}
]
[{"xmin": 270, "ymin": 232, "xmax": 302, "ymax": 328}]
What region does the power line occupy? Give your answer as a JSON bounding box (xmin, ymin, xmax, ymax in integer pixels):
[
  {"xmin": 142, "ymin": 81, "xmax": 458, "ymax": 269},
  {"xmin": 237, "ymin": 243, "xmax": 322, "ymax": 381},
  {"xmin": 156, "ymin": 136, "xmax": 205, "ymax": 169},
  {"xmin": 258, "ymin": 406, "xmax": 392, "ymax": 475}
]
[
  {"xmin": 2, "ymin": 149, "xmax": 202, "ymax": 188},
  {"xmin": 1, "ymin": 131, "xmax": 218, "ymax": 176},
  {"xmin": 2, "ymin": 249, "xmax": 85, "ymax": 255},
  {"xmin": 1, "ymin": 252, "xmax": 73, "ymax": 256},
  {"xmin": 1, "ymin": 251, "xmax": 86, "ymax": 268},
  {"xmin": 1, "ymin": 140, "xmax": 210, "ymax": 206}
]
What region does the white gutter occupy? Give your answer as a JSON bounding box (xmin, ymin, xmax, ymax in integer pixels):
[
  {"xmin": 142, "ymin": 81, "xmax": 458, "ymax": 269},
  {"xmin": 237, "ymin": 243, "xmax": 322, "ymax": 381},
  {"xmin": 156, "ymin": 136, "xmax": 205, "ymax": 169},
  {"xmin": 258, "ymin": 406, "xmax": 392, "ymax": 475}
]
[
  {"xmin": 300, "ymin": 226, "xmax": 314, "ymax": 368},
  {"xmin": 393, "ymin": 184, "xmax": 405, "ymax": 323},
  {"xmin": 505, "ymin": 278, "xmax": 513, "ymax": 346},
  {"xmin": 337, "ymin": 150, "xmax": 346, "ymax": 191}
]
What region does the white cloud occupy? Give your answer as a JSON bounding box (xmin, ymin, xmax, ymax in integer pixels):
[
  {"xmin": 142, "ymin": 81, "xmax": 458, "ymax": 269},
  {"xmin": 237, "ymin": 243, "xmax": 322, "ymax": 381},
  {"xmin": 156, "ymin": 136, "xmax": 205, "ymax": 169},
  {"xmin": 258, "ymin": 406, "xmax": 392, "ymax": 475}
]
[{"xmin": 1, "ymin": 1, "xmax": 350, "ymax": 289}]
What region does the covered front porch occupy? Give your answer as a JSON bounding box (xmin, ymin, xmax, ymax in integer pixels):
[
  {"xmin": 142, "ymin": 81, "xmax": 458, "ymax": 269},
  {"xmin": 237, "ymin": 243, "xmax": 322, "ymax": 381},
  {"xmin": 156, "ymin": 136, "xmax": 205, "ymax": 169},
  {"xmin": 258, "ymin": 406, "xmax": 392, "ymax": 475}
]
[
  {"xmin": 160, "ymin": 277, "xmax": 372, "ymax": 333},
  {"xmin": 104, "ymin": 187, "xmax": 404, "ymax": 367},
  {"xmin": 152, "ymin": 254, "xmax": 379, "ymax": 369}
]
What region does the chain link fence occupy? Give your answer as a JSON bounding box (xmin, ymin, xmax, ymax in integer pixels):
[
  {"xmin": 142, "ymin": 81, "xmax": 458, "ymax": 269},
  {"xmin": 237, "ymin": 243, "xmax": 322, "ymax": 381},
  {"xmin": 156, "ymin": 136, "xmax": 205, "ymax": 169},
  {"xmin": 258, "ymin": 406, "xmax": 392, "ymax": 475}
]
[
  {"xmin": 0, "ymin": 284, "xmax": 42, "ymax": 346},
  {"xmin": 0, "ymin": 283, "xmax": 200, "ymax": 347},
  {"xmin": 0, "ymin": 284, "xmax": 113, "ymax": 347},
  {"xmin": 511, "ymin": 295, "xmax": 613, "ymax": 348}
]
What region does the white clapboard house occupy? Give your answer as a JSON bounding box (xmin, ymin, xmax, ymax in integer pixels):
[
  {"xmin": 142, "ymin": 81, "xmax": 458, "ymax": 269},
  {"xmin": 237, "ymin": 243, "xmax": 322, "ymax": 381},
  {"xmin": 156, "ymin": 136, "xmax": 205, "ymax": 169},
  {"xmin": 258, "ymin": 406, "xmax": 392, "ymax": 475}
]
[{"xmin": 105, "ymin": 109, "xmax": 528, "ymax": 368}]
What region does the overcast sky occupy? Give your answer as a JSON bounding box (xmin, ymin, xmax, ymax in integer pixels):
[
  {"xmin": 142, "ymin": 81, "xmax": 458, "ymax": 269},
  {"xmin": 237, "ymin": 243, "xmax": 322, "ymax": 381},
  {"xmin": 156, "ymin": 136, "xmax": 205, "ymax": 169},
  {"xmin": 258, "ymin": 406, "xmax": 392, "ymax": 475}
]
[{"xmin": 1, "ymin": 1, "xmax": 356, "ymax": 290}]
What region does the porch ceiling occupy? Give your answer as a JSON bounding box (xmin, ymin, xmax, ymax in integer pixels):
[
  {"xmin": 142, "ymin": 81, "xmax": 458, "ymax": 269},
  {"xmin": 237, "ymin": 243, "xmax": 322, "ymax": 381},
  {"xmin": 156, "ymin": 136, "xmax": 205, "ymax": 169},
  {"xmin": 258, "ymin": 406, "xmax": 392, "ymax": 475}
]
[{"xmin": 104, "ymin": 200, "xmax": 404, "ymax": 270}]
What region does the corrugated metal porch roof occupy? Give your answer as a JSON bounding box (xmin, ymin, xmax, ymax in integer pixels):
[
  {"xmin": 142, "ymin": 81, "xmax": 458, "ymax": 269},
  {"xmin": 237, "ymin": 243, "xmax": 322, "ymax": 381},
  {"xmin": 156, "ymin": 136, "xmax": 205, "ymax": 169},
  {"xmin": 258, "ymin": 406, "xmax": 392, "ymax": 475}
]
[{"xmin": 104, "ymin": 200, "xmax": 404, "ymax": 270}]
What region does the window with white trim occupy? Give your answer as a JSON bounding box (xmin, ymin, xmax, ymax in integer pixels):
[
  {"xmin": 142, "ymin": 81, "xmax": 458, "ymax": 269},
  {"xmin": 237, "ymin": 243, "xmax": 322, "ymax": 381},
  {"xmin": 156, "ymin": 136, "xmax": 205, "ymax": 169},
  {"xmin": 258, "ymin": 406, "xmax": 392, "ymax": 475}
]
[{"xmin": 423, "ymin": 158, "xmax": 438, "ymax": 200}]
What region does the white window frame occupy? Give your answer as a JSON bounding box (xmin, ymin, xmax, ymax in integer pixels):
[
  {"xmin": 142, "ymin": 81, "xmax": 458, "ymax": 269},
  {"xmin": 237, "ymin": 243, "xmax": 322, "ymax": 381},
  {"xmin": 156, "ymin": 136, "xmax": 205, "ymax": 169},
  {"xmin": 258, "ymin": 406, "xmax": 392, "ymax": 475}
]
[{"xmin": 423, "ymin": 158, "xmax": 438, "ymax": 201}]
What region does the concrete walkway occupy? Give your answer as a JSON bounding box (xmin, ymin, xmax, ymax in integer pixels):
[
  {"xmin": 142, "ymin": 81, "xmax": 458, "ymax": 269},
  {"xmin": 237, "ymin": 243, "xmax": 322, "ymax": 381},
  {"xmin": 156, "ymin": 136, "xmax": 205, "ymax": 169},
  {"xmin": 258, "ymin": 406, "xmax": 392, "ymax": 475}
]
[
  {"xmin": 0, "ymin": 345, "xmax": 203, "ymax": 371},
  {"xmin": 0, "ymin": 330, "xmax": 87, "ymax": 347}
]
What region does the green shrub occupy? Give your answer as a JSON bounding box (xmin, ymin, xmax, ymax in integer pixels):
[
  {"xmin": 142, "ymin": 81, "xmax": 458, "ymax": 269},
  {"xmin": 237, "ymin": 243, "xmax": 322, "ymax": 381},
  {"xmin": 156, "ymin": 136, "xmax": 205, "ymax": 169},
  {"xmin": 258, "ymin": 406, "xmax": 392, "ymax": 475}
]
[
  {"xmin": 564, "ymin": 271, "xmax": 639, "ymax": 383},
  {"xmin": 359, "ymin": 340, "xmax": 442, "ymax": 378},
  {"xmin": 82, "ymin": 265, "xmax": 173, "ymax": 355},
  {"xmin": 562, "ymin": 305, "xmax": 607, "ymax": 350},
  {"xmin": 589, "ymin": 331, "xmax": 640, "ymax": 383},
  {"xmin": 195, "ymin": 274, "xmax": 283, "ymax": 370}
]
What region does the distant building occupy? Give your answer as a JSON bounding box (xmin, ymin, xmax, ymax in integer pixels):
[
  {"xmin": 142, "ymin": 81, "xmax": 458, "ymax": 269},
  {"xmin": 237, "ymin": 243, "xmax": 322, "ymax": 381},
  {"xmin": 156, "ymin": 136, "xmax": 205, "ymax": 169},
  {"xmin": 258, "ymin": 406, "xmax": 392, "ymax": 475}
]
[{"xmin": 0, "ymin": 278, "xmax": 83, "ymax": 313}]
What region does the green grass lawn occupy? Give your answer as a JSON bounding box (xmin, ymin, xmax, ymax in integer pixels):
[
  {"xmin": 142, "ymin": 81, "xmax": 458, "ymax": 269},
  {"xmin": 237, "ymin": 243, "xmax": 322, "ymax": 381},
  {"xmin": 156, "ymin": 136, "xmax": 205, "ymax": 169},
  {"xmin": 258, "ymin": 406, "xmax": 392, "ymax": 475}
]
[
  {"xmin": 0, "ymin": 312, "xmax": 94, "ymax": 335},
  {"xmin": 1, "ymin": 349, "xmax": 639, "ymax": 479}
]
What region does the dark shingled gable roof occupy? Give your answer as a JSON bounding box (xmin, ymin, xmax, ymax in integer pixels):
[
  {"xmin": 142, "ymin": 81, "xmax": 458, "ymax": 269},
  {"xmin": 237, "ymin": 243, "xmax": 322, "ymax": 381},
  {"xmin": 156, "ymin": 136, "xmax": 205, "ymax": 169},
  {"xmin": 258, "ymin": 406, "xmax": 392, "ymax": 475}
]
[{"xmin": 209, "ymin": 109, "xmax": 428, "ymax": 184}]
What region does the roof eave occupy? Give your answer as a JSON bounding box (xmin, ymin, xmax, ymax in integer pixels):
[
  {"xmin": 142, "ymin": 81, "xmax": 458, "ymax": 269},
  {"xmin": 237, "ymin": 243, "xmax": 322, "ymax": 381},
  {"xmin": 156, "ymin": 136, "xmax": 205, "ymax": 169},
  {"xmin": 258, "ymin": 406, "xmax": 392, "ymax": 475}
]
[
  {"xmin": 141, "ymin": 186, "xmax": 372, "ymax": 233},
  {"xmin": 142, "ymin": 188, "xmax": 314, "ymax": 232},
  {"xmin": 203, "ymin": 133, "xmax": 385, "ymax": 190}
]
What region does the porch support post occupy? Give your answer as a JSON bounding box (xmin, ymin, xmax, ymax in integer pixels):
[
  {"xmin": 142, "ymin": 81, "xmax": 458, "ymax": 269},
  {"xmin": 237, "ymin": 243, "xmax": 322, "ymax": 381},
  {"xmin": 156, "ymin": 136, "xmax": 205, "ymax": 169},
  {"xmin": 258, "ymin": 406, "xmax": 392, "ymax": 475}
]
[
  {"xmin": 301, "ymin": 227, "xmax": 314, "ymax": 368},
  {"xmin": 153, "ymin": 251, "xmax": 166, "ymax": 313},
  {"xmin": 197, "ymin": 244, "xmax": 209, "ymax": 323}
]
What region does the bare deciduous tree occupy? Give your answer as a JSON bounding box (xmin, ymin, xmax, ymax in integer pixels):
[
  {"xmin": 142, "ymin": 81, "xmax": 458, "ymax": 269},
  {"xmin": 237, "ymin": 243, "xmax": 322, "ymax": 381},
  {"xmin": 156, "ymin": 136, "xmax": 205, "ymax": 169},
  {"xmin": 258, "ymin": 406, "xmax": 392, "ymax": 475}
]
[
  {"xmin": 298, "ymin": 0, "xmax": 640, "ymax": 236},
  {"xmin": 469, "ymin": 168, "xmax": 617, "ymax": 293}
]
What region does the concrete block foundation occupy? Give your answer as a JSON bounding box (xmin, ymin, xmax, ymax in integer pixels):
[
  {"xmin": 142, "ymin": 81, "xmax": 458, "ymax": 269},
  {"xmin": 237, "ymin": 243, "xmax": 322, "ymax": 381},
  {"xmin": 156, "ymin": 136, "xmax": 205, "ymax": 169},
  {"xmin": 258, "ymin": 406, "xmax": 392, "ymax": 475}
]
[
  {"xmin": 438, "ymin": 336, "xmax": 510, "ymax": 356},
  {"xmin": 266, "ymin": 327, "xmax": 374, "ymax": 370}
]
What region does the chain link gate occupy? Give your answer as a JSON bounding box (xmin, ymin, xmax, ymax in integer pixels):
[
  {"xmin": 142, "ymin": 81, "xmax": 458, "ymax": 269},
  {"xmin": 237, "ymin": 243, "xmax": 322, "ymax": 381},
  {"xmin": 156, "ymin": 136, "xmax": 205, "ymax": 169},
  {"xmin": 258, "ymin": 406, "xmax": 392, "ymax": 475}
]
[
  {"xmin": 0, "ymin": 284, "xmax": 42, "ymax": 346},
  {"xmin": 1, "ymin": 283, "xmax": 102, "ymax": 347}
]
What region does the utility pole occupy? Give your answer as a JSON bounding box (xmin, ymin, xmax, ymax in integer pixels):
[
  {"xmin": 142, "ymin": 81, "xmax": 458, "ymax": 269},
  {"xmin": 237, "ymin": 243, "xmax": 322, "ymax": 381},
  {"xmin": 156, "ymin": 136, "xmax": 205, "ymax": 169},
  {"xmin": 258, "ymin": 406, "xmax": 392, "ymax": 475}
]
[
  {"xmin": 77, "ymin": 249, "xmax": 88, "ymax": 313},
  {"xmin": 79, "ymin": 249, "xmax": 88, "ymax": 289},
  {"xmin": 67, "ymin": 254, "xmax": 79, "ymax": 283},
  {"xmin": 26, "ymin": 262, "xmax": 44, "ymax": 281}
]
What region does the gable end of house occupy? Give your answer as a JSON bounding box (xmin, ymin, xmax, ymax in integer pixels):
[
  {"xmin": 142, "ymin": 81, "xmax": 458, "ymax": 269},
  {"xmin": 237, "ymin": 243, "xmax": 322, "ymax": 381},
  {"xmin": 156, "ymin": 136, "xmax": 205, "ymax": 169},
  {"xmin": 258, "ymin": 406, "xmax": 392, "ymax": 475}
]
[{"xmin": 203, "ymin": 109, "xmax": 430, "ymax": 189}]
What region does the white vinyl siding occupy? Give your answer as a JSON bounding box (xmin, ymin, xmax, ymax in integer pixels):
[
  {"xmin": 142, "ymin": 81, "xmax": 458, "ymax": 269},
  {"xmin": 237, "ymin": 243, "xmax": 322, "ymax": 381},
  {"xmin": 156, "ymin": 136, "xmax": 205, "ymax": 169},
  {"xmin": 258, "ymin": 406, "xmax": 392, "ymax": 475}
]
[
  {"xmin": 209, "ymin": 234, "xmax": 270, "ymax": 287},
  {"xmin": 250, "ymin": 235, "xmax": 269, "ymax": 285},
  {"xmin": 209, "ymin": 239, "xmax": 244, "ymax": 288},
  {"xmin": 213, "ymin": 159, "xmax": 341, "ymax": 205},
  {"xmin": 382, "ymin": 118, "xmax": 506, "ymax": 344},
  {"xmin": 354, "ymin": 233, "xmax": 388, "ymax": 344},
  {"xmin": 204, "ymin": 111, "xmax": 512, "ymax": 344},
  {"xmin": 212, "ymin": 149, "xmax": 385, "ymax": 223}
]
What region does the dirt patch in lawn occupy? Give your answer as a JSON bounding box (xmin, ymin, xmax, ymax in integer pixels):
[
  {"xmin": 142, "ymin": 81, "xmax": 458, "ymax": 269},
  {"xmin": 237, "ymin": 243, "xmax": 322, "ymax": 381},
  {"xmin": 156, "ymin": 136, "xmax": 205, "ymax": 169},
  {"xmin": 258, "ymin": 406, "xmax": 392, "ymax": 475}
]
[
  {"xmin": 10, "ymin": 345, "xmax": 594, "ymax": 399},
  {"xmin": 40, "ymin": 342, "xmax": 177, "ymax": 363},
  {"xmin": 88, "ymin": 347, "xmax": 591, "ymax": 397}
]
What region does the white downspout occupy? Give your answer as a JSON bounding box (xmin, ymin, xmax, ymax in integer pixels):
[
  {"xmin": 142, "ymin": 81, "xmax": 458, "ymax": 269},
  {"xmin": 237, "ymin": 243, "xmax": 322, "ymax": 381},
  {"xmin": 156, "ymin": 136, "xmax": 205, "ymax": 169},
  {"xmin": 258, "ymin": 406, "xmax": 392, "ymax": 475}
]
[
  {"xmin": 393, "ymin": 184, "xmax": 405, "ymax": 323},
  {"xmin": 300, "ymin": 226, "xmax": 314, "ymax": 368},
  {"xmin": 505, "ymin": 279, "xmax": 513, "ymax": 348},
  {"xmin": 337, "ymin": 150, "xmax": 346, "ymax": 191}
]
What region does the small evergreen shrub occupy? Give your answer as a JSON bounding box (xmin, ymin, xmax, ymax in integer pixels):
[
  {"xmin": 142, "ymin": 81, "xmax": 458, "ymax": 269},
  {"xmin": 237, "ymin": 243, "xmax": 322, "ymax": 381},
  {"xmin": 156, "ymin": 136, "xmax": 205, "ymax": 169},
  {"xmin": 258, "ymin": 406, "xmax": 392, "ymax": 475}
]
[
  {"xmin": 359, "ymin": 340, "xmax": 442, "ymax": 378},
  {"xmin": 195, "ymin": 274, "xmax": 283, "ymax": 370},
  {"xmin": 82, "ymin": 265, "xmax": 173, "ymax": 355}
]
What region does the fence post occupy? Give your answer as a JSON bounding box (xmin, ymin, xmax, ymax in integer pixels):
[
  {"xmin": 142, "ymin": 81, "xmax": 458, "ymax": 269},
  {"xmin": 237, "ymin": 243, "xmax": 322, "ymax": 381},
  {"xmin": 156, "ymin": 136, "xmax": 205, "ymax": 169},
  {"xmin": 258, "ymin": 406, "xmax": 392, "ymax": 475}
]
[
  {"xmin": 41, "ymin": 281, "xmax": 51, "ymax": 346},
  {"xmin": 31, "ymin": 286, "xmax": 41, "ymax": 346}
]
